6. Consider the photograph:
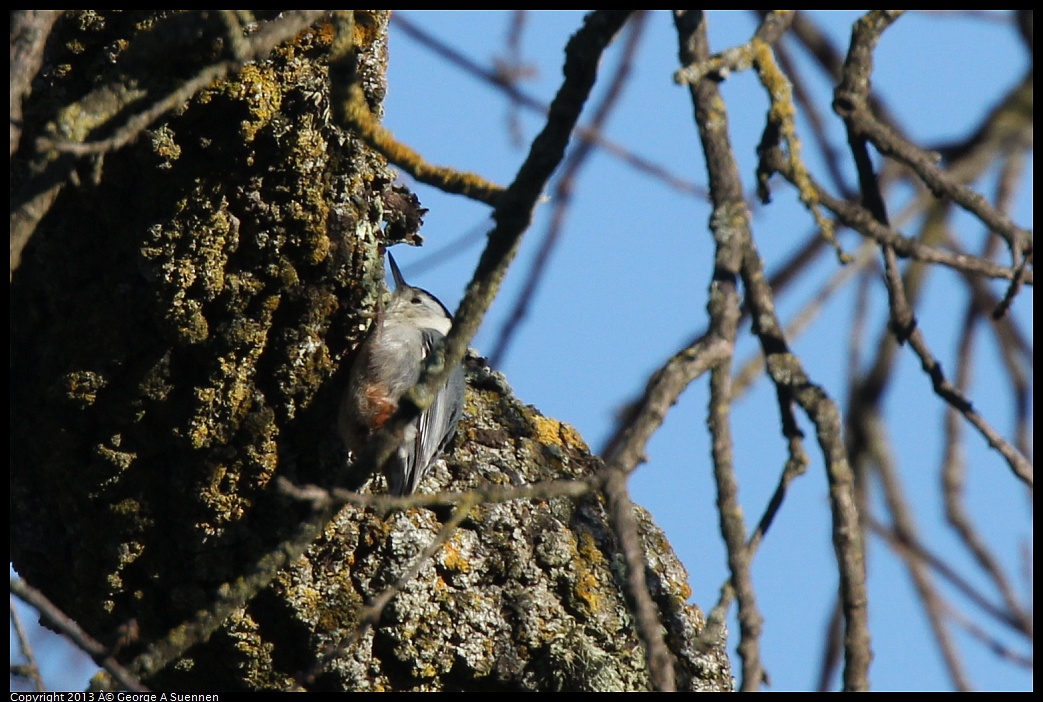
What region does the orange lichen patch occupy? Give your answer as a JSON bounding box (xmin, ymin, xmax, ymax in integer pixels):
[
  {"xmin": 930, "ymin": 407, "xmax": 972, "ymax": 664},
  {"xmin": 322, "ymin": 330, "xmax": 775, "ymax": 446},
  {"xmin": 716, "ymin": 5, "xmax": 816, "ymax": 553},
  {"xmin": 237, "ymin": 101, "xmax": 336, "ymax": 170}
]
[
  {"xmin": 531, "ymin": 414, "xmax": 590, "ymax": 453},
  {"xmin": 440, "ymin": 539, "xmax": 471, "ymax": 574}
]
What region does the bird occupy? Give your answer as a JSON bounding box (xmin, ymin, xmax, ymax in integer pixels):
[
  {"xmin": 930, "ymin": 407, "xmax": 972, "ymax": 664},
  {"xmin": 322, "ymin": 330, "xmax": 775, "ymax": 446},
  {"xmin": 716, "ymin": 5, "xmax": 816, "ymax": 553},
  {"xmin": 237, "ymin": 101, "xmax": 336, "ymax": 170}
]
[{"xmin": 338, "ymin": 252, "xmax": 466, "ymax": 495}]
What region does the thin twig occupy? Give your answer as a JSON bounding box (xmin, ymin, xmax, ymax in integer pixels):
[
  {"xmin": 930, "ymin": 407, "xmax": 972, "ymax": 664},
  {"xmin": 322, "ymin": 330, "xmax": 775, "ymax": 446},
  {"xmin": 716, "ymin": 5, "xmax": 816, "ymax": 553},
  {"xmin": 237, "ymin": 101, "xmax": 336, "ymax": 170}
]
[
  {"xmin": 870, "ymin": 418, "xmax": 974, "ymax": 690},
  {"xmin": 602, "ymin": 470, "xmax": 677, "ymax": 691},
  {"xmin": 941, "ymin": 155, "xmax": 1034, "ymax": 636},
  {"xmin": 868, "ymin": 520, "xmax": 1030, "ymax": 636},
  {"xmin": 833, "ymin": 101, "xmax": 1032, "ymax": 258},
  {"xmin": 600, "ymin": 335, "xmax": 732, "ymax": 470},
  {"xmin": 275, "ymin": 474, "xmax": 592, "ymax": 513},
  {"xmin": 329, "ymin": 12, "xmax": 505, "ymax": 206},
  {"xmin": 10, "ymin": 595, "xmax": 46, "ymax": 691},
  {"xmin": 834, "ymin": 12, "xmax": 1030, "ymax": 259},
  {"xmin": 499, "ymin": 10, "xmax": 533, "ymax": 147},
  {"xmin": 490, "ymin": 12, "xmax": 649, "ymax": 367},
  {"xmin": 795, "ymin": 170, "xmax": 1031, "ymax": 284},
  {"xmin": 732, "ymin": 241, "xmax": 876, "ymax": 397},
  {"xmin": 880, "ymin": 245, "xmax": 1032, "ymax": 485},
  {"xmin": 943, "ymin": 601, "xmax": 1034, "ymax": 669},
  {"xmin": 11, "ymin": 578, "xmax": 148, "ymax": 692},
  {"xmin": 10, "ymin": 10, "xmax": 63, "ymax": 158},
  {"xmin": 673, "ymin": 10, "xmax": 769, "ymax": 691},
  {"xmin": 768, "ymin": 17, "xmax": 854, "ymax": 198},
  {"xmin": 392, "ymin": 13, "xmax": 706, "ymax": 200}
]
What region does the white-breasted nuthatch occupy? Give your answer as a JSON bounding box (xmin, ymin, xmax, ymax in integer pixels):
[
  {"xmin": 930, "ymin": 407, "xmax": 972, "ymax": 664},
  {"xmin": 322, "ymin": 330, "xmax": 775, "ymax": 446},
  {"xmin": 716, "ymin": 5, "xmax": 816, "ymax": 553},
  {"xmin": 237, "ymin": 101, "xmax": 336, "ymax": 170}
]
[{"xmin": 338, "ymin": 253, "xmax": 466, "ymax": 496}]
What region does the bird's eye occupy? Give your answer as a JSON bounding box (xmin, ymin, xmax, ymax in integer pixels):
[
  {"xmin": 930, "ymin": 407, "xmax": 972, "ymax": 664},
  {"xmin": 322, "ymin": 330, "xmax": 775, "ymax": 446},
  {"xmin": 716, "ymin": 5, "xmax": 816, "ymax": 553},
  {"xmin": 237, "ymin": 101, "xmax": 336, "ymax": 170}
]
[{"xmin": 411, "ymin": 296, "xmax": 423, "ymax": 305}]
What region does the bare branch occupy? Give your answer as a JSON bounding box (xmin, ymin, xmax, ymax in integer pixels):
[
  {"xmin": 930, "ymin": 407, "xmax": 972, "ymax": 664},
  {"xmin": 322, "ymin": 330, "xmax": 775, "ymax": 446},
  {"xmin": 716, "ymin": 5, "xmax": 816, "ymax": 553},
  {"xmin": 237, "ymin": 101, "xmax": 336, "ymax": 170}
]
[
  {"xmin": 11, "ymin": 578, "xmax": 148, "ymax": 692},
  {"xmin": 673, "ymin": 10, "xmax": 770, "ymax": 691},
  {"xmin": 331, "ymin": 13, "xmax": 505, "ymax": 206},
  {"xmin": 490, "ymin": 12, "xmax": 649, "ymax": 367},
  {"xmin": 810, "ymin": 176, "xmax": 1030, "ymax": 283},
  {"xmin": 602, "ymin": 471, "xmax": 677, "ymax": 691},
  {"xmin": 871, "ymin": 421, "xmax": 974, "ymax": 690},
  {"xmin": 880, "ymin": 245, "xmax": 1032, "ymax": 485},
  {"xmin": 600, "ymin": 335, "xmax": 731, "ymax": 471},
  {"xmin": 834, "ymin": 11, "xmax": 1031, "ymax": 261},
  {"xmin": 9, "ymin": 595, "xmax": 45, "ymax": 691},
  {"xmin": 10, "ymin": 10, "xmax": 63, "ymax": 158},
  {"xmin": 941, "ymin": 156, "xmax": 1034, "ymax": 635},
  {"xmin": 392, "ymin": 12, "xmax": 706, "ymax": 199},
  {"xmin": 869, "ymin": 520, "xmax": 1031, "ymax": 637}
]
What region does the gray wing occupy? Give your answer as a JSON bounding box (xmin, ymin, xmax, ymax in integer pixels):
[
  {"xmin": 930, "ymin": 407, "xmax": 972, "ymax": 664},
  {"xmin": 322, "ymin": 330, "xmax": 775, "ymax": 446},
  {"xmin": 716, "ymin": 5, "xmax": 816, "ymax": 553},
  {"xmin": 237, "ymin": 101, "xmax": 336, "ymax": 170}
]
[{"xmin": 394, "ymin": 328, "xmax": 465, "ymax": 496}]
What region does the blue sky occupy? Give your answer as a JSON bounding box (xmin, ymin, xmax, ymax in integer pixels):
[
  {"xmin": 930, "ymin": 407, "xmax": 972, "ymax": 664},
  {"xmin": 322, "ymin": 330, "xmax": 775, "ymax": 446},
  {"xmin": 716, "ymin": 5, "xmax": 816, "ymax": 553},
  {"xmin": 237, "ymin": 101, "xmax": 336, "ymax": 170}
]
[{"xmin": 12, "ymin": 10, "xmax": 1031, "ymax": 692}]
